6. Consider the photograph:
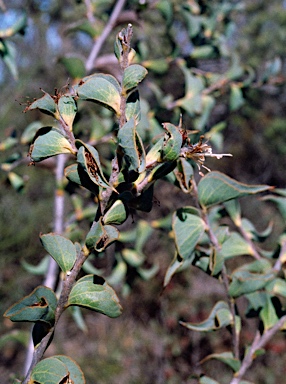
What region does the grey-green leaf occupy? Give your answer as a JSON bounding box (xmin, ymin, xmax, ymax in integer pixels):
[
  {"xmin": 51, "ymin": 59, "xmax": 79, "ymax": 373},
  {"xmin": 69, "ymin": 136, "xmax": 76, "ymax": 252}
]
[
  {"xmin": 198, "ymin": 171, "xmax": 271, "ymax": 208},
  {"xmin": 40, "ymin": 233, "xmax": 77, "ymax": 273},
  {"xmin": 180, "ymin": 301, "xmax": 232, "ymax": 331},
  {"xmin": 173, "ymin": 208, "xmax": 206, "ymax": 259},
  {"xmin": 30, "ymin": 127, "xmax": 75, "ymax": 162},
  {"xmin": 122, "ymin": 64, "xmax": 148, "ymax": 93},
  {"xmin": 67, "ymin": 275, "xmax": 122, "ymax": 318},
  {"xmin": 4, "ymin": 286, "xmax": 57, "ymax": 325},
  {"xmin": 76, "ymin": 74, "xmax": 121, "ymax": 115}
]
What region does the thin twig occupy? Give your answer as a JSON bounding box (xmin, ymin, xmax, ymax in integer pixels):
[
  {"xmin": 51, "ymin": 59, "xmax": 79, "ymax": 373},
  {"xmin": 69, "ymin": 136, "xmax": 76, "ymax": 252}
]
[
  {"xmin": 23, "ymin": 154, "xmax": 69, "ymax": 381},
  {"xmin": 85, "ymin": 0, "xmax": 127, "ymax": 72},
  {"xmin": 22, "ymin": 249, "xmax": 89, "ymax": 384},
  {"xmin": 230, "ymin": 315, "xmax": 286, "ymax": 384},
  {"xmin": 202, "ymin": 209, "xmax": 240, "ymax": 359}
]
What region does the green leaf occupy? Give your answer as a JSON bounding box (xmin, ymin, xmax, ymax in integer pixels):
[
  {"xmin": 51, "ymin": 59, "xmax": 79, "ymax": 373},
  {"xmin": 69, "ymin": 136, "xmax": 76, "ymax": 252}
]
[
  {"xmin": 30, "ymin": 357, "xmax": 68, "ymax": 384},
  {"xmin": 106, "ymin": 255, "xmax": 127, "ymax": 286},
  {"xmin": 122, "ymin": 64, "xmax": 148, "ymax": 93},
  {"xmin": 76, "ymin": 73, "xmax": 121, "ymax": 115},
  {"xmin": 64, "ymin": 163, "xmax": 99, "ymax": 195},
  {"xmin": 30, "ymin": 127, "xmax": 75, "ymax": 162},
  {"xmin": 229, "ymin": 270, "xmax": 274, "ymax": 298},
  {"xmin": 180, "ymin": 301, "xmax": 232, "ymax": 331},
  {"xmin": 0, "ymin": 330, "xmax": 30, "ymax": 349},
  {"xmin": 191, "ymin": 45, "xmax": 215, "ymax": 59},
  {"xmin": 7, "ymin": 172, "xmax": 24, "ymax": 192},
  {"xmin": 58, "ymin": 95, "xmax": 77, "ymax": 131},
  {"xmin": 146, "ymin": 137, "xmax": 164, "ymax": 165},
  {"xmin": 198, "ymin": 172, "xmax": 271, "ymax": 208},
  {"xmin": 25, "ymin": 92, "xmax": 58, "ymax": 118},
  {"xmin": 117, "ymin": 118, "xmax": 146, "ymax": 173},
  {"xmin": 230, "ymin": 83, "xmax": 244, "ymax": 111},
  {"xmin": 122, "ymin": 249, "xmax": 145, "ymax": 267},
  {"xmin": 58, "ymin": 56, "xmax": 86, "ymax": 79},
  {"xmin": 20, "ymin": 121, "xmax": 43, "ymax": 144},
  {"xmin": 1, "ymin": 40, "xmax": 18, "ymax": 79},
  {"xmin": 86, "ymin": 221, "xmax": 119, "ymax": 252},
  {"xmin": 174, "ymin": 158, "xmax": 194, "ymax": 192},
  {"xmin": 126, "ymin": 90, "xmax": 141, "ymax": 123},
  {"xmin": 200, "ymin": 352, "xmax": 241, "ymax": 372},
  {"xmin": 161, "ymin": 123, "xmax": 183, "ymax": 162},
  {"xmin": 103, "ymin": 200, "xmax": 128, "ymax": 225},
  {"xmin": 260, "ymin": 295, "xmax": 279, "ymax": 331},
  {"xmin": 21, "ymin": 255, "xmax": 50, "ymax": 275},
  {"xmin": 76, "ymin": 142, "xmax": 112, "ymax": 190},
  {"xmin": 173, "ymin": 208, "xmax": 206, "ymax": 259},
  {"xmin": 262, "ymin": 195, "xmax": 286, "ymax": 222},
  {"xmin": 67, "ymin": 275, "xmax": 122, "ymax": 318},
  {"xmin": 40, "ymin": 233, "xmax": 77, "ymax": 273},
  {"xmin": 53, "ymin": 355, "xmax": 85, "ymax": 384},
  {"xmin": 218, "ymin": 232, "xmax": 253, "ymax": 259},
  {"xmin": 164, "ymin": 253, "xmax": 184, "ymax": 287},
  {"xmin": 4, "ymin": 286, "xmax": 57, "ymax": 325}
]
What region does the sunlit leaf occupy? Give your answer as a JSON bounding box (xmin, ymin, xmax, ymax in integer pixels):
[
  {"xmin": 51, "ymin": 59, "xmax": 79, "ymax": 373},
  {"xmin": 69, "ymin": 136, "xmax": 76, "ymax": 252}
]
[
  {"xmin": 67, "ymin": 275, "xmax": 122, "ymax": 318},
  {"xmin": 161, "ymin": 123, "xmax": 182, "ymax": 162},
  {"xmin": 30, "ymin": 127, "xmax": 75, "ymax": 162},
  {"xmin": 164, "ymin": 253, "xmax": 184, "ymax": 287},
  {"xmin": 76, "ymin": 73, "xmax": 121, "ymax": 115},
  {"xmin": 103, "ymin": 199, "xmax": 128, "ymax": 225}
]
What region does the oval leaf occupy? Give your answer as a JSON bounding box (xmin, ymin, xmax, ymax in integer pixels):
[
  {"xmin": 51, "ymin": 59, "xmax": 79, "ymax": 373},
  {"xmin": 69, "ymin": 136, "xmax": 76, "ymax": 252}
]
[
  {"xmin": 122, "ymin": 64, "xmax": 148, "ymax": 93},
  {"xmin": 198, "ymin": 172, "xmax": 271, "ymax": 208},
  {"xmin": 40, "ymin": 233, "xmax": 77, "ymax": 273},
  {"xmin": 30, "ymin": 357, "xmax": 68, "ymax": 384},
  {"xmin": 76, "ymin": 74, "xmax": 121, "ymax": 115},
  {"xmin": 54, "ymin": 355, "xmax": 85, "ymax": 384},
  {"xmin": 30, "ymin": 127, "xmax": 75, "ymax": 162},
  {"xmin": 67, "ymin": 275, "xmax": 122, "ymax": 318},
  {"xmin": 103, "ymin": 200, "xmax": 128, "ymax": 225},
  {"xmin": 173, "ymin": 208, "xmax": 206, "ymax": 259},
  {"xmin": 4, "ymin": 286, "xmax": 57, "ymax": 325}
]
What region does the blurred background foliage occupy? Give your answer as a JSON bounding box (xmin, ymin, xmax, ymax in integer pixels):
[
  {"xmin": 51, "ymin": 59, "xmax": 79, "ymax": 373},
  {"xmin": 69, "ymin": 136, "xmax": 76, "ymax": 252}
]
[{"xmin": 1, "ymin": 0, "xmax": 286, "ymax": 383}]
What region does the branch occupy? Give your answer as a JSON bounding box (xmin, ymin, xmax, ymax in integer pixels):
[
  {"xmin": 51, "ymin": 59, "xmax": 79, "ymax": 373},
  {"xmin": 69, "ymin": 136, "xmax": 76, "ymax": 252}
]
[
  {"xmin": 22, "ymin": 249, "xmax": 89, "ymax": 383},
  {"xmin": 23, "ymin": 154, "xmax": 67, "ymax": 378},
  {"xmin": 85, "ymin": 0, "xmax": 127, "ymax": 72},
  {"xmin": 230, "ymin": 315, "xmax": 286, "ymax": 384}
]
